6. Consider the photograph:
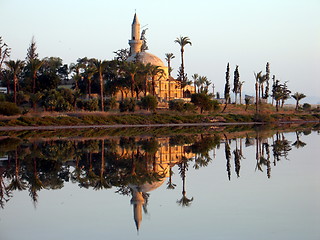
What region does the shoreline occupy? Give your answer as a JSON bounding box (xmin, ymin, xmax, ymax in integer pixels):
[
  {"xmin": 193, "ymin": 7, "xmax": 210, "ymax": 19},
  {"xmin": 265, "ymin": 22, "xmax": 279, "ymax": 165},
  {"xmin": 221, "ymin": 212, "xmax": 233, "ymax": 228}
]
[{"xmin": 0, "ymin": 120, "xmax": 318, "ymax": 131}]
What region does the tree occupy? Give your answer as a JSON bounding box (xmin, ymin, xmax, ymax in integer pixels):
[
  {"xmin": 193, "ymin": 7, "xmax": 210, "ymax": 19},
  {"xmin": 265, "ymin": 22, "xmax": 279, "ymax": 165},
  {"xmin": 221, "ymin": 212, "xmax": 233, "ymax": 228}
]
[
  {"xmin": 0, "ymin": 37, "xmax": 11, "ymax": 89},
  {"xmin": 5, "ymin": 60, "xmax": 25, "ymax": 104},
  {"xmin": 272, "ymin": 79, "xmax": 291, "ymax": 111},
  {"xmin": 92, "ymin": 59, "xmax": 108, "ymax": 111},
  {"xmin": 191, "ymin": 93, "xmax": 219, "ymax": 113},
  {"xmin": 37, "ymin": 57, "xmax": 64, "ymax": 91},
  {"xmin": 263, "ymin": 62, "xmax": 270, "ymax": 100},
  {"xmin": 124, "ymin": 61, "xmax": 139, "ymax": 98},
  {"xmin": 192, "ymin": 73, "xmax": 199, "ymax": 93},
  {"xmin": 139, "ymin": 95, "xmax": 158, "ymax": 112},
  {"xmin": 197, "ymin": 76, "xmax": 211, "ymax": 94},
  {"xmin": 29, "ymin": 59, "xmax": 43, "ymax": 94},
  {"xmin": 149, "ymin": 65, "xmax": 164, "ymax": 96},
  {"xmin": 0, "ymin": 37, "xmax": 11, "ymax": 69},
  {"xmin": 292, "ymin": 92, "xmax": 306, "ymax": 110},
  {"xmin": 254, "ymin": 71, "xmax": 262, "ymax": 113},
  {"xmin": 233, "ymin": 65, "xmax": 240, "ymax": 104},
  {"xmin": 174, "ymin": 36, "xmax": 192, "ymax": 86},
  {"xmin": 113, "ymin": 48, "xmax": 130, "ymax": 62},
  {"xmin": 165, "ymin": 53, "xmax": 175, "ymax": 77},
  {"xmin": 24, "ymin": 37, "xmax": 43, "ymax": 94},
  {"xmin": 222, "ymin": 63, "xmax": 230, "ymax": 112}
]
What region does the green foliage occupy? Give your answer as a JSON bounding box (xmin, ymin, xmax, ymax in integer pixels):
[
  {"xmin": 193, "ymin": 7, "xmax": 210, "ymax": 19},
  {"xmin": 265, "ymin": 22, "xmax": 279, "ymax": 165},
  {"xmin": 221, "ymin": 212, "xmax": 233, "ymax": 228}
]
[
  {"xmin": 191, "ymin": 93, "xmax": 220, "ymax": 113},
  {"xmin": 0, "ymin": 101, "xmax": 21, "ymax": 115},
  {"xmin": 138, "ymin": 95, "xmax": 158, "ymax": 111},
  {"xmin": 84, "ymin": 99, "xmax": 99, "ymax": 111},
  {"xmin": 119, "ymin": 98, "xmax": 136, "ymax": 112},
  {"xmin": 252, "ymin": 113, "xmax": 272, "ymax": 122},
  {"xmin": 105, "ymin": 97, "xmax": 117, "ymax": 111},
  {"xmin": 169, "ymin": 99, "xmax": 185, "ymax": 111},
  {"xmin": 302, "ymin": 103, "xmax": 311, "ymax": 111},
  {"xmin": 0, "ymin": 94, "xmax": 6, "ymax": 102},
  {"xmin": 169, "ymin": 100, "xmax": 196, "ymax": 112}
]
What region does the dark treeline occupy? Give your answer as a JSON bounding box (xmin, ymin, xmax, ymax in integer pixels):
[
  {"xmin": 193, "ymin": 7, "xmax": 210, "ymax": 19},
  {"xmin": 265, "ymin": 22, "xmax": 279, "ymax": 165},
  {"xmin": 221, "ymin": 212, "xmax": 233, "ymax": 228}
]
[{"xmin": 0, "ymin": 128, "xmax": 314, "ymax": 208}]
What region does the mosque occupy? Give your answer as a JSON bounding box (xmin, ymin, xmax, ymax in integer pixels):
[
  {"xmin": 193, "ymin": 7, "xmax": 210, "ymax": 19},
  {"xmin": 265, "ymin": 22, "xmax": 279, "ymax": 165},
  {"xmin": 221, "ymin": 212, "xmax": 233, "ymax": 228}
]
[{"xmin": 115, "ymin": 13, "xmax": 195, "ymax": 102}]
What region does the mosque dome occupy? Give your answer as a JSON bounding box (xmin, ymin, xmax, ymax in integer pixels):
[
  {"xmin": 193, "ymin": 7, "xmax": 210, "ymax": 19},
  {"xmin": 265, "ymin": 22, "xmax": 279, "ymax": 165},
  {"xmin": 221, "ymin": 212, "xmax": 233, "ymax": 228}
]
[{"xmin": 127, "ymin": 51, "xmax": 165, "ymax": 67}]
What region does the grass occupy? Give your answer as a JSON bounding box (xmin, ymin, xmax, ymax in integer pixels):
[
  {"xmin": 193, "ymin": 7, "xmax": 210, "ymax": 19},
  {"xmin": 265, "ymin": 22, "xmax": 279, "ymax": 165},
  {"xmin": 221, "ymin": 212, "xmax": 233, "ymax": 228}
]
[{"xmin": 0, "ymin": 104, "xmax": 319, "ymax": 127}]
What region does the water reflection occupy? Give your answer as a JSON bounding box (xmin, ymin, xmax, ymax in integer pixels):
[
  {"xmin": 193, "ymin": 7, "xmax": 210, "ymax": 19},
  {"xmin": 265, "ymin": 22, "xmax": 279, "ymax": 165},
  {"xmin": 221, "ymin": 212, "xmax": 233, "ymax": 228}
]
[{"xmin": 0, "ymin": 124, "xmax": 318, "ymax": 233}]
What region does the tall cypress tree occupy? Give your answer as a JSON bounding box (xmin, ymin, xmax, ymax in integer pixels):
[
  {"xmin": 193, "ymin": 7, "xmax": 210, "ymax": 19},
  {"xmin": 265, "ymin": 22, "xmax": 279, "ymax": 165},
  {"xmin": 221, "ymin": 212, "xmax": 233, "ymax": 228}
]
[
  {"xmin": 233, "ymin": 65, "xmax": 240, "ymax": 104},
  {"xmin": 222, "ymin": 63, "xmax": 230, "ymax": 112},
  {"xmin": 264, "ymin": 62, "xmax": 270, "ymax": 100}
]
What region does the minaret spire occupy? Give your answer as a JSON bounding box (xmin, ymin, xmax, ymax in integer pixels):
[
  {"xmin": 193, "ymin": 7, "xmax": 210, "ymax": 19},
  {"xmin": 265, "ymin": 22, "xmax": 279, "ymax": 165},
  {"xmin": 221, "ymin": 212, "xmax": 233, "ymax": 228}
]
[{"xmin": 129, "ymin": 13, "xmax": 143, "ymax": 56}]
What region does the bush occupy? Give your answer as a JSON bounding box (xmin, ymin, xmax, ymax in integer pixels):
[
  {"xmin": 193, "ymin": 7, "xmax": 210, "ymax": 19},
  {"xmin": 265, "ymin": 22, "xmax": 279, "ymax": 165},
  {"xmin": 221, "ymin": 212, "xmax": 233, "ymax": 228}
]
[
  {"xmin": 56, "ymin": 96, "xmax": 72, "ymax": 111},
  {"xmin": 169, "ymin": 99, "xmax": 185, "ymax": 111},
  {"xmin": 191, "ymin": 93, "xmax": 220, "ymax": 113},
  {"xmin": 252, "ymin": 113, "xmax": 272, "ymax": 122},
  {"xmin": 84, "ymin": 99, "xmax": 99, "ymax": 111},
  {"xmin": 184, "ymin": 102, "xmax": 196, "ymax": 112},
  {"xmin": 138, "ymin": 95, "xmax": 158, "ymax": 111},
  {"xmin": 303, "ymin": 103, "xmax": 311, "ymax": 111},
  {"xmin": 0, "ymin": 101, "xmax": 21, "ymax": 116},
  {"xmin": 0, "ymin": 94, "xmax": 5, "ymax": 102},
  {"xmin": 105, "ymin": 97, "xmax": 117, "ymax": 111},
  {"xmin": 119, "ymin": 98, "xmax": 136, "ymax": 112}
]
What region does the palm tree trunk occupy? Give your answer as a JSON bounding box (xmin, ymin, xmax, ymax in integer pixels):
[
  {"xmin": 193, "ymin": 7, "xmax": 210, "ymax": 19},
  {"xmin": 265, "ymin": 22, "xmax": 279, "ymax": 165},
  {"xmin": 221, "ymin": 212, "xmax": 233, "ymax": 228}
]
[
  {"xmin": 99, "ymin": 74, "xmax": 104, "ymax": 111},
  {"xmin": 13, "ymin": 75, "xmax": 17, "ymax": 104},
  {"xmin": 32, "ymin": 74, "xmax": 36, "ymax": 94},
  {"xmin": 255, "ymin": 82, "xmax": 259, "ymax": 113}
]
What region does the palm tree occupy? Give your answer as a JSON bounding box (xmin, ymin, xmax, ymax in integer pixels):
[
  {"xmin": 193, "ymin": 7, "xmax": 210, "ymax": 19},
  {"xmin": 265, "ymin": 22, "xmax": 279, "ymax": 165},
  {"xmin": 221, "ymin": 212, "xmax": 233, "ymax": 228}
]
[
  {"xmin": 69, "ymin": 62, "xmax": 83, "ymax": 90},
  {"xmin": 192, "ymin": 73, "xmax": 199, "ymax": 93},
  {"xmin": 291, "ymin": 92, "xmax": 306, "ymax": 110},
  {"xmin": 5, "ymin": 60, "xmax": 24, "ymax": 104},
  {"xmin": 254, "ymin": 71, "xmax": 263, "ymax": 113},
  {"xmin": 29, "ymin": 58, "xmax": 43, "ymax": 94},
  {"xmin": 149, "ymin": 65, "xmax": 164, "ymax": 96},
  {"xmin": 92, "ymin": 59, "xmax": 108, "ymax": 111},
  {"xmin": 124, "ymin": 61, "xmax": 139, "ymax": 98},
  {"xmin": 140, "ymin": 63, "xmax": 153, "ymax": 96},
  {"xmin": 83, "ymin": 66, "xmax": 95, "ymax": 98},
  {"xmin": 174, "ymin": 36, "xmax": 192, "ymax": 84},
  {"xmin": 165, "ymin": 53, "xmax": 175, "ymax": 77}
]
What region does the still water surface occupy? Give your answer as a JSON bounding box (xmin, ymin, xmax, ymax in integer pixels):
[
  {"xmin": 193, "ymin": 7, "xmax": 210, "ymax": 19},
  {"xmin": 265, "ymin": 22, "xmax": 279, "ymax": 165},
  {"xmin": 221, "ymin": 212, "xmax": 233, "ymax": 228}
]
[{"xmin": 0, "ymin": 126, "xmax": 319, "ymax": 240}]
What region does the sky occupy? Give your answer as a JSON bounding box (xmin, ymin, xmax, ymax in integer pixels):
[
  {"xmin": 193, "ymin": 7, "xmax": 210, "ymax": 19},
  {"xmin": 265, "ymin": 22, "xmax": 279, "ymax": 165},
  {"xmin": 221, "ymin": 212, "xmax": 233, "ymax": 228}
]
[{"xmin": 1, "ymin": 0, "xmax": 319, "ymax": 103}]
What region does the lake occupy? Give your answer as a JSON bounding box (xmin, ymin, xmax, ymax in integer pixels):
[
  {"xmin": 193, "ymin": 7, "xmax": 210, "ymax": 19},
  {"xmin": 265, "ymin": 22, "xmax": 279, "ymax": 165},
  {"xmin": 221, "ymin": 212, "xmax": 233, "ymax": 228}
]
[{"xmin": 0, "ymin": 124, "xmax": 319, "ymax": 240}]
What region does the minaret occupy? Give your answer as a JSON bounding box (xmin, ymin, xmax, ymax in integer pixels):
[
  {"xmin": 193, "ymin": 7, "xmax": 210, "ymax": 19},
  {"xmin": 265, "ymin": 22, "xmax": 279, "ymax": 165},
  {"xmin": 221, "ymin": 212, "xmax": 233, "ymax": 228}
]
[{"xmin": 129, "ymin": 13, "xmax": 143, "ymax": 56}]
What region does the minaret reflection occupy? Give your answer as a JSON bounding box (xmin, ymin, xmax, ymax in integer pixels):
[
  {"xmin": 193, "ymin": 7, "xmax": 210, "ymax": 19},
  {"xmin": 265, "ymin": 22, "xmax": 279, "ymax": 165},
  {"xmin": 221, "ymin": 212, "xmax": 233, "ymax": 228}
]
[{"xmin": 128, "ymin": 137, "xmax": 195, "ymax": 232}]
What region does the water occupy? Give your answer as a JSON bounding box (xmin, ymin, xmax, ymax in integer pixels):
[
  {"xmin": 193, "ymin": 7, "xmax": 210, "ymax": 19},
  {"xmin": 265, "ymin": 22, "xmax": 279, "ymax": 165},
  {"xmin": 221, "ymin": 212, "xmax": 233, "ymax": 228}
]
[{"xmin": 0, "ymin": 125, "xmax": 319, "ymax": 240}]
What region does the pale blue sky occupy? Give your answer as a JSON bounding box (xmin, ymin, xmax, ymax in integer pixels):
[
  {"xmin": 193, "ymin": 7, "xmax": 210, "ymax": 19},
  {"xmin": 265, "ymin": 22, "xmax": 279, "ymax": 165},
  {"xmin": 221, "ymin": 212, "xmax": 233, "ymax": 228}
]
[{"xmin": 1, "ymin": 0, "xmax": 319, "ymax": 102}]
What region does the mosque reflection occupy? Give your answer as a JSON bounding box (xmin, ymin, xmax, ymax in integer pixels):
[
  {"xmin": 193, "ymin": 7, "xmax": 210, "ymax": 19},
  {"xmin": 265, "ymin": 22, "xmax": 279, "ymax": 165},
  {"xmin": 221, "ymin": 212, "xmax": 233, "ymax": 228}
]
[{"xmin": 0, "ymin": 128, "xmax": 313, "ymax": 230}]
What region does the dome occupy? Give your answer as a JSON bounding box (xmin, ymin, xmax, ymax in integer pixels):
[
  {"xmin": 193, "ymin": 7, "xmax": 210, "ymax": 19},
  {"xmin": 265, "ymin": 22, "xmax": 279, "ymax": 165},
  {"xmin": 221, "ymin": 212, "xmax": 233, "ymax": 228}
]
[{"xmin": 127, "ymin": 51, "xmax": 165, "ymax": 67}]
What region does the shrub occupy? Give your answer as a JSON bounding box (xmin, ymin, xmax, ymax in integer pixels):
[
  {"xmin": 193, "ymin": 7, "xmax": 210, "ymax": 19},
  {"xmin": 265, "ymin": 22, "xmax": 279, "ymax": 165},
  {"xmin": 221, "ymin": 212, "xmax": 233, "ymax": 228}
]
[
  {"xmin": 119, "ymin": 98, "xmax": 136, "ymax": 112},
  {"xmin": 191, "ymin": 93, "xmax": 220, "ymax": 113},
  {"xmin": 302, "ymin": 103, "xmax": 311, "ymax": 111},
  {"xmin": 105, "ymin": 97, "xmax": 117, "ymax": 111},
  {"xmin": 169, "ymin": 99, "xmax": 185, "ymax": 111},
  {"xmin": 0, "ymin": 101, "xmax": 21, "ymax": 116},
  {"xmin": 139, "ymin": 95, "xmax": 158, "ymax": 111},
  {"xmin": 184, "ymin": 102, "xmax": 196, "ymax": 112},
  {"xmin": 252, "ymin": 113, "xmax": 272, "ymax": 122},
  {"xmin": 84, "ymin": 99, "xmax": 99, "ymax": 111},
  {"xmin": 56, "ymin": 96, "xmax": 72, "ymax": 111},
  {"xmin": 0, "ymin": 94, "xmax": 5, "ymax": 102}
]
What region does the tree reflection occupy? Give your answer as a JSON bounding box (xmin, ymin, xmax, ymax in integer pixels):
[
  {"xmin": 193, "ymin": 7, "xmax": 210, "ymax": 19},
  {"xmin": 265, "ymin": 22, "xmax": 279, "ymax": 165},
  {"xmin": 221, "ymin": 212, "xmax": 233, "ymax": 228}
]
[
  {"xmin": 177, "ymin": 156, "xmax": 193, "ymax": 207},
  {"xmin": 292, "ymin": 131, "xmax": 306, "ymax": 149},
  {"xmin": 0, "ymin": 126, "xmax": 314, "ymax": 212}
]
